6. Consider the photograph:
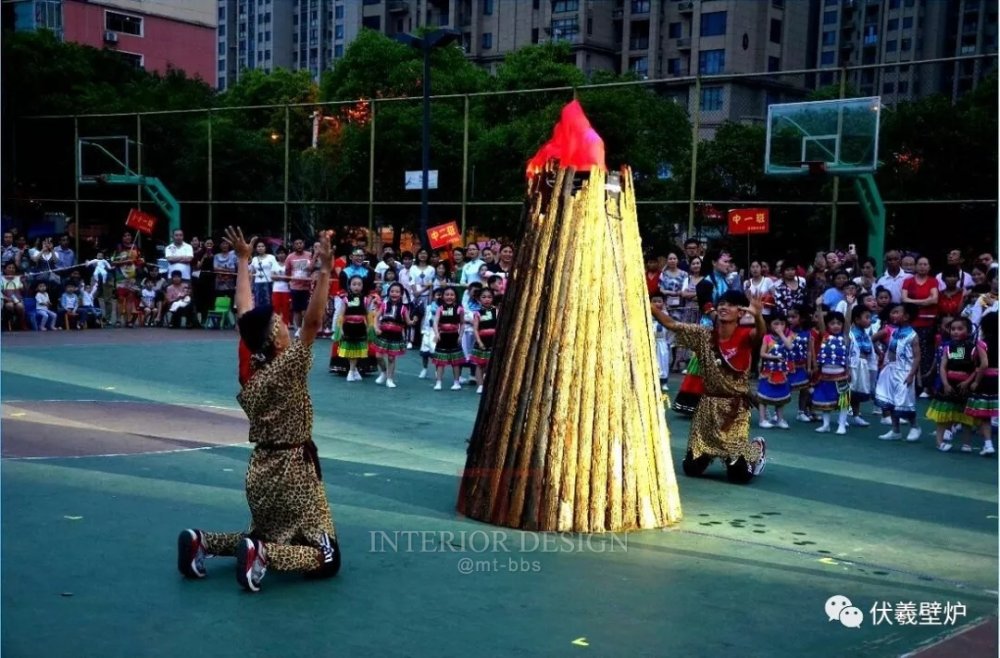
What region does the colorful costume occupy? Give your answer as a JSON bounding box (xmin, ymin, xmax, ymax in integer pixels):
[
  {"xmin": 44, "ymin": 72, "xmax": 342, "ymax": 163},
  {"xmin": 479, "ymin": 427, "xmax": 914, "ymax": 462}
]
[
  {"xmin": 926, "ymin": 338, "xmax": 980, "ymax": 426},
  {"xmin": 373, "ymin": 299, "xmax": 408, "ymax": 357},
  {"xmin": 471, "ymin": 305, "xmax": 498, "ymax": 366},
  {"xmin": 337, "ymin": 293, "xmax": 371, "ymax": 359},
  {"xmin": 813, "ymin": 332, "xmax": 849, "ymax": 411},
  {"xmin": 757, "ymin": 334, "xmax": 791, "ymax": 405},
  {"xmin": 787, "ymin": 328, "xmax": 811, "ymax": 390},
  {"xmin": 673, "ymin": 272, "xmax": 729, "ymax": 416},
  {"xmin": 875, "ymin": 325, "xmax": 918, "ymax": 419},
  {"xmin": 964, "ymin": 337, "xmax": 998, "ymax": 420},
  {"xmin": 433, "ymin": 303, "xmax": 466, "ymax": 365},
  {"xmin": 672, "ymin": 322, "xmax": 767, "ymax": 484},
  {"xmin": 848, "ymin": 325, "xmax": 877, "ymax": 402}
]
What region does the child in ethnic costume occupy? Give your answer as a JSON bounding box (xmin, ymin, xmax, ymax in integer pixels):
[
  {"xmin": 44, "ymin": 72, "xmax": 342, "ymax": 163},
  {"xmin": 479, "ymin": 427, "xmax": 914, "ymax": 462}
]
[
  {"xmin": 651, "ymin": 290, "xmax": 768, "ymax": 484},
  {"xmin": 178, "ymin": 226, "xmax": 341, "ymax": 592},
  {"xmin": 651, "ymin": 293, "xmax": 671, "ymax": 390},
  {"xmin": 460, "ymin": 282, "xmax": 483, "ymax": 385},
  {"xmin": 813, "ymin": 311, "xmax": 851, "ymax": 434},
  {"xmin": 373, "ymin": 282, "xmax": 409, "ymax": 388},
  {"xmin": 965, "ymin": 311, "xmax": 997, "ymax": 456},
  {"xmin": 336, "ymin": 276, "xmax": 372, "ymax": 382},
  {"xmin": 927, "ymin": 317, "xmax": 983, "ymax": 452},
  {"xmin": 471, "ymin": 288, "xmax": 499, "ymax": 395},
  {"xmin": 875, "ymin": 303, "xmax": 923, "ymax": 442},
  {"xmin": 787, "ymin": 305, "xmax": 815, "ymax": 423},
  {"xmin": 757, "ymin": 313, "xmax": 794, "ymax": 429},
  {"xmin": 847, "ymin": 305, "xmax": 876, "ymax": 427},
  {"xmin": 433, "ymin": 287, "xmax": 465, "ymax": 390},
  {"xmin": 418, "ymin": 288, "xmax": 443, "ymax": 379}
]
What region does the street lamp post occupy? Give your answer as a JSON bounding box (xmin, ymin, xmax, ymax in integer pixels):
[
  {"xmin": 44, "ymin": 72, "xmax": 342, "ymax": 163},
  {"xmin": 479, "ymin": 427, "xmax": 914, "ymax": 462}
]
[{"xmin": 395, "ymin": 29, "xmax": 461, "ymax": 248}]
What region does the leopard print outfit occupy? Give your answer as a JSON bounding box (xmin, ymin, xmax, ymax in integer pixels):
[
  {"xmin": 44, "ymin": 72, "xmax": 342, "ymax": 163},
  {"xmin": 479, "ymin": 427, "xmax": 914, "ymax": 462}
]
[
  {"xmin": 202, "ymin": 339, "xmax": 337, "ymax": 572},
  {"xmin": 672, "ymin": 323, "xmax": 763, "ymax": 464}
]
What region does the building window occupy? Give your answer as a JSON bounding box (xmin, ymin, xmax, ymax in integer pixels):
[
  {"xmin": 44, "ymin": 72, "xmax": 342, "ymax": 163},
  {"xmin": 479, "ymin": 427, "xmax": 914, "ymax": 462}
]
[
  {"xmin": 821, "ymin": 50, "xmax": 835, "ymax": 65},
  {"xmin": 552, "ymin": 17, "xmax": 579, "ymax": 40},
  {"xmin": 587, "ymin": 17, "xmax": 592, "ymax": 34},
  {"xmin": 483, "ymin": 0, "xmax": 493, "ymax": 16},
  {"xmin": 218, "ymin": 77, "xmax": 226, "ymax": 90},
  {"xmin": 218, "ymin": 41, "xmax": 226, "ymax": 55},
  {"xmin": 883, "ymin": 81, "xmax": 896, "ymax": 93},
  {"xmin": 336, "ymin": 5, "xmax": 344, "ymax": 19},
  {"xmin": 902, "ymin": 16, "xmax": 913, "ymax": 29},
  {"xmin": 534, "ymin": 0, "xmax": 540, "ymax": 8},
  {"xmin": 531, "ymin": 28, "xmax": 539, "ymax": 43},
  {"xmin": 901, "ymin": 37, "xmax": 911, "ymax": 50},
  {"xmin": 667, "ymin": 58, "xmax": 681, "ymax": 75},
  {"xmin": 363, "ymin": 15, "xmax": 380, "ymax": 30},
  {"xmin": 887, "ymin": 18, "xmax": 898, "ymax": 31},
  {"xmin": 630, "ymin": 56, "xmax": 649, "ymax": 76},
  {"xmin": 218, "ymin": 59, "xmax": 226, "ymax": 71},
  {"xmin": 822, "ymin": 30, "xmax": 835, "ymax": 46},
  {"xmin": 824, "ymin": 0, "xmax": 836, "ymax": 5},
  {"xmin": 218, "ymin": 6, "xmax": 226, "ymax": 20},
  {"xmin": 823, "ymin": 11, "xmax": 837, "ymax": 25},
  {"xmin": 769, "ymin": 18, "xmax": 782, "ymax": 43},
  {"xmin": 768, "ymin": 56, "xmax": 780, "ymax": 72},
  {"xmin": 116, "ymin": 51, "xmax": 144, "ymax": 69},
  {"xmin": 219, "ymin": 24, "xmax": 226, "ymax": 36},
  {"xmin": 898, "ymin": 80, "xmax": 909, "ymax": 92},
  {"xmin": 886, "ymin": 39, "xmax": 897, "ymax": 51},
  {"xmin": 700, "ymin": 86, "xmax": 723, "ymax": 111},
  {"xmin": 890, "ymin": 0, "xmax": 900, "ymax": 7},
  {"xmin": 698, "ymin": 49, "xmax": 725, "ymax": 74},
  {"xmin": 265, "ymin": 49, "xmax": 270, "ymax": 60},
  {"xmin": 553, "ymin": 0, "xmax": 579, "ymax": 11},
  {"xmin": 482, "ymin": 32, "xmax": 493, "ymax": 49},
  {"xmin": 335, "ymin": 44, "xmax": 344, "ymax": 57},
  {"xmin": 106, "ymin": 11, "xmax": 142, "ymax": 36},
  {"xmin": 668, "ymin": 22, "xmax": 682, "ymax": 38},
  {"xmin": 631, "ymin": 0, "xmax": 651, "ymax": 13},
  {"xmin": 335, "ymin": 24, "xmax": 344, "ymax": 39},
  {"xmin": 700, "ymin": 12, "xmax": 726, "ymax": 37}
]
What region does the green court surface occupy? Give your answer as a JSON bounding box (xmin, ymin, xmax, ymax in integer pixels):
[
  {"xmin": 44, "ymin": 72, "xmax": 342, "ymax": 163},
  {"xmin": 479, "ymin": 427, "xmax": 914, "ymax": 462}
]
[{"xmin": 1, "ymin": 330, "xmax": 997, "ymax": 657}]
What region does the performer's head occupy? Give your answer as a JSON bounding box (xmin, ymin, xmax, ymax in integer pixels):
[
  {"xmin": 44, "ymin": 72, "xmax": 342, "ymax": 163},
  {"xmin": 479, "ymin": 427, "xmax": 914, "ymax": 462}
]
[
  {"xmin": 238, "ymin": 305, "xmax": 288, "ymax": 370},
  {"xmin": 767, "ymin": 313, "xmax": 787, "ymax": 337},
  {"xmin": 348, "ymin": 275, "xmax": 364, "ymax": 295},
  {"xmin": 649, "ymin": 291, "xmax": 664, "ymax": 310},
  {"xmin": 443, "ymin": 286, "xmax": 457, "ymax": 305},
  {"xmin": 824, "ymin": 311, "xmax": 846, "ymax": 335},
  {"xmin": 715, "ymin": 289, "xmax": 748, "ymax": 324},
  {"xmin": 851, "ymin": 305, "xmax": 872, "ymax": 330},
  {"xmin": 479, "ymin": 288, "xmax": 495, "ymax": 307},
  {"xmin": 705, "ymin": 248, "xmax": 732, "ymax": 276}
]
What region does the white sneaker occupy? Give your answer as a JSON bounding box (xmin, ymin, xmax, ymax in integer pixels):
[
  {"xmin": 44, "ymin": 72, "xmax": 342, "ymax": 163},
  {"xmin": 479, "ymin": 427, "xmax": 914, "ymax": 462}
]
[
  {"xmin": 835, "ymin": 425, "xmax": 847, "ymax": 435},
  {"xmin": 900, "ymin": 418, "xmax": 910, "ymax": 425},
  {"xmin": 796, "ymin": 412, "xmax": 812, "ymax": 423},
  {"xmin": 458, "ymin": 376, "xmax": 468, "ymax": 385},
  {"xmin": 919, "ymin": 390, "xmax": 930, "ymax": 399},
  {"xmin": 852, "ymin": 416, "xmax": 870, "ymax": 427},
  {"xmin": 375, "ymin": 372, "xmax": 387, "ymax": 385},
  {"xmin": 937, "ymin": 443, "xmax": 953, "ymax": 452},
  {"xmin": 294, "ymin": 328, "xmax": 301, "ymax": 339},
  {"xmin": 346, "ymin": 370, "xmax": 357, "ymax": 382},
  {"xmin": 776, "ymin": 419, "xmax": 790, "ymax": 430},
  {"xmin": 878, "ymin": 430, "xmax": 902, "ymax": 441},
  {"xmin": 451, "ymin": 382, "xmax": 462, "ymax": 391},
  {"xmin": 880, "ymin": 417, "xmax": 893, "ymax": 425},
  {"xmin": 385, "ymin": 379, "xmax": 396, "ymax": 388},
  {"xmin": 476, "ymin": 385, "xmax": 483, "ymax": 394},
  {"xmin": 759, "ymin": 420, "xmax": 774, "ymax": 429},
  {"xmin": 434, "ymin": 381, "xmax": 442, "ymax": 391},
  {"xmin": 418, "ymin": 368, "xmax": 427, "ymax": 379},
  {"xmin": 980, "ymin": 444, "xmax": 996, "ymax": 457},
  {"xmin": 905, "ymin": 427, "xmax": 922, "ymax": 442},
  {"xmin": 815, "ymin": 425, "xmax": 831, "ymax": 433},
  {"xmin": 960, "ymin": 444, "xmax": 974, "ymax": 453},
  {"xmin": 406, "ymin": 342, "xmax": 413, "ymax": 349}
]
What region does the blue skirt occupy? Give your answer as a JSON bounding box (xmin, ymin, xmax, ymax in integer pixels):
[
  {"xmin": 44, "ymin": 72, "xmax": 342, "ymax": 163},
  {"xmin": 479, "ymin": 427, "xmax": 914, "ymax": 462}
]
[
  {"xmin": 788, "ymin": 366, "xmax": 809, "ymax": 390},
  {"xmin": 813, "ymin": 379, "xmax": 849, "ymax": 411},
  {"xmin": 758, "ymin": 379, "xmax": 791, "ymax": 405}
]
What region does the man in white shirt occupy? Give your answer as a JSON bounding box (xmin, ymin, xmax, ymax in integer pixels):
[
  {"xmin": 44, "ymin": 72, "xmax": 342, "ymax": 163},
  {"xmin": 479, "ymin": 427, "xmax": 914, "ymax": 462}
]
[
  {"xmin": 460, "ymin": 243, "xmax": 485, "ymax": 285},
  {"xmin": 936, "ymin": 248, "xmax": 975, "ymax": 290},
  {"xmin": 164, "ymin": 229, "xmax": 194, "ymax": 281},
  {"xmin": 373, "ymin": 247, "xmax": 401, "ymax": 278},
  {"xmin": 875, "ymin": 249, "xmax": 911, "ymax": 303}
]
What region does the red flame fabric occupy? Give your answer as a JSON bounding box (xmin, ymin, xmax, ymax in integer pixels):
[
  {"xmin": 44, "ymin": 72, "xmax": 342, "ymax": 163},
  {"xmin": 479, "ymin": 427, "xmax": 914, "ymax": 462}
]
[{"xmin": 526, "ymin": 100, "xmax": 606, "ymax": 178}]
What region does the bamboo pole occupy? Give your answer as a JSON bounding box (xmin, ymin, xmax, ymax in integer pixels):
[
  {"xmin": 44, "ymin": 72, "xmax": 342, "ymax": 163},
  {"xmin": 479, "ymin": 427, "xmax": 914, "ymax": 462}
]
[{"xmin": 457, "ymin": 163, "xmax": 682, "ymax": 532}]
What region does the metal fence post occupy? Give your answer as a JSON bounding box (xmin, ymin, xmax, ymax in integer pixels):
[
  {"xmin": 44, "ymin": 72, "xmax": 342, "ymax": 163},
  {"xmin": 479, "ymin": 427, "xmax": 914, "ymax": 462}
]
[
  {"xmin": 368, "ymin": 99, "xmax": 376, "ymax": 238},
  {"xmin": 461, "ymin": 94, "xmax": 469, "ymax": 240},
  {"xmin": 687, "ymin": 75, "xmax": 701, "ymax": 238},
  {"xmin": 283, "ymin": 105, "xmax": 290, "ymax": 242},
  {"xmin": 207, "ymin": 110, "xmax": 213, "ymax": 238},
  {"xmin": 73, "ymin": 116, "xmax": 80, "ymax": 257},
  {"xmin": 830, "ymin": 67, "xmax": 848, "ymax": 251},
  {"xmin": 136, "ymin": 113, "xmax": 142, "ymax": 214}
]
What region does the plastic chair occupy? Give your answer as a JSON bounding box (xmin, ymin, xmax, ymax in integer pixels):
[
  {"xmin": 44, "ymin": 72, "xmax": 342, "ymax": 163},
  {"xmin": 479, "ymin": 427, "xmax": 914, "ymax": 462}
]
[{"xmin": 205, "ymin": 296, "xmax": 233, "ymax": 329}]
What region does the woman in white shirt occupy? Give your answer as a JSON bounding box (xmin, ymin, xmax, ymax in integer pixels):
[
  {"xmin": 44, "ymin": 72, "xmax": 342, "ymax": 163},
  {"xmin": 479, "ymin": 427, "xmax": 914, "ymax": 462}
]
[
  {"xmin": 270, "ymin": 248, "xmax": 291, "ymax": 326},
  {"xmin": 408, "ymin": 248, "xmax": 435, "ymax": 307},
  {"xmin": 744, "ymin": 261, "xmax": 775, "ymax": 317},
  {"xmin": 250, "ymin": 241, "xmax": 278, "ymax": 310}
]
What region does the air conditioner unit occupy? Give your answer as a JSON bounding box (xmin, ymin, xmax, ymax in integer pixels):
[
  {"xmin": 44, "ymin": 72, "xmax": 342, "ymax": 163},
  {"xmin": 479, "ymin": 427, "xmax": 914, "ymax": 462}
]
[{"xmin": 104, "ymin": 31, "xmax": 118, "ymax": 43}]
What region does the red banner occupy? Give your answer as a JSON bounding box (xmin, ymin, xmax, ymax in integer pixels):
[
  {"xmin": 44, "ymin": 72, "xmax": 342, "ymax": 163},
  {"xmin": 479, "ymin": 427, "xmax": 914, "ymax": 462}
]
[
  {"xmin": 125, "ymin": 208, "xmax": 158, "ymax": 236},
  {"xmin": 728, "ymin": 208, "xmax": 770, "ymax": 236},
  {"xmin": 427, "ymin": 221, "xmax": 461, "ymax": 249}
]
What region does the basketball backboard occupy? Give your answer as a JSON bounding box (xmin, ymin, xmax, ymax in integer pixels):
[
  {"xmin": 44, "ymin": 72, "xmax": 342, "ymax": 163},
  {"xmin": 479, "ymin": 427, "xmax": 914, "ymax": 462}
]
[
  {"xmin": 77, "ymin": 135, "xmax": 134, "ymax": 182},
  {"xmin": 765, "ymin": 97, "xmax": 881, "ymax": 177}
]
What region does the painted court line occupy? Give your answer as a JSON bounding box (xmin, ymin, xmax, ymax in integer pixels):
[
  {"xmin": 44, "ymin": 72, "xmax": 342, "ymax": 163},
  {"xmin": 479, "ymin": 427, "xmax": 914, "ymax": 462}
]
[{"xmin": 2, "ymin": 444, "xmax": 245, "ymax": 461}]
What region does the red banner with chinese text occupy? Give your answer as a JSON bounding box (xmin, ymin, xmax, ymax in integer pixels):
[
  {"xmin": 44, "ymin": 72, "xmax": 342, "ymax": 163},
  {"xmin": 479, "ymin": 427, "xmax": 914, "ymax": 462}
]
[
  {"xmin": 727, "ymin": 208, "xmax": 770, "ymax": 236},
  {"xmin": 125, "ymin": 208, "xmax": 158, "ymax": 236},
  {"xmin": 427, "ymin": 221, "xmax": 461, "ymax": 249}
]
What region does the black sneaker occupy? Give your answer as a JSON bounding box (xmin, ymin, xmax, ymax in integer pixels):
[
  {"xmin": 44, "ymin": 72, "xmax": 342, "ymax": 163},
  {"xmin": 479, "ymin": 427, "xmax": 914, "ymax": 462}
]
[
  {"xmin": 235, "ymin": 537, "xmax": 267, "ymax": 592},
  {"xmin": 177, "ymin": 529, "xmax": 207, "ymax": 579}
]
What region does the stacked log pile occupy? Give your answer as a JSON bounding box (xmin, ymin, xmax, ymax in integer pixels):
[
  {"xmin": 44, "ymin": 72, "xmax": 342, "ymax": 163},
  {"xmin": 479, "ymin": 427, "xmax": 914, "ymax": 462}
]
[{"xmin": 456, "ymin": 164, "xmax": 683, "ymax": 532}]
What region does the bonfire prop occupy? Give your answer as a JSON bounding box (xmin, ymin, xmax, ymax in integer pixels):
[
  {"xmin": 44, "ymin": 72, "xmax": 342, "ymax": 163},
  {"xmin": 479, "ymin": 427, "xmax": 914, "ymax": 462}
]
[{"xmin": 456, "ymin": 101, "xmax": 682, "ymax": 532}]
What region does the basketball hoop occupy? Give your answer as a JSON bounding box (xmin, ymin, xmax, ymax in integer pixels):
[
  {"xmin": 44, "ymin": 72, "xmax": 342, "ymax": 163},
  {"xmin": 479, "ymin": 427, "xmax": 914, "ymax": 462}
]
[{"xmin": 792, "ymin": 160, "xmax": 828, "ymax": 177}]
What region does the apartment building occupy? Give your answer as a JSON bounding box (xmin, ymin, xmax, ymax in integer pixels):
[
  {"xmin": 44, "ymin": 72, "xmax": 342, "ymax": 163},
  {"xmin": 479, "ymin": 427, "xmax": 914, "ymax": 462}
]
[
  {"xmin": 815, "ymin": 0, "xmax": 997, "ymax": 102},
  {"xmin": 11, "ymin": 0, "xmax": 216, "ymax": 81}
]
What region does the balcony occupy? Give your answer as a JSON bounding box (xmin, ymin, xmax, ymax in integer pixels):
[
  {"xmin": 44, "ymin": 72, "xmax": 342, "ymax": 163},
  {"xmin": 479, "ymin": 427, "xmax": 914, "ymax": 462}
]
[
  {"xmin": 629, "ymin": 37, "xmax": 650, "ymax": 50},
  {"xmin": 612, "ymin": 8, "xmax": 623, "ymax": 19},
  {"xmin": 388, "ymin": 1, "xmax": 408, "ymax": 13},
  {"xmin": 630, "ymin": 0, "xmax": 650, "ymax": 15},
  {"xmin": 676, "ymin": 36, "xmax": 691, "ymax": 49},
  {"xmin": 678, "ymin": 1, "xmax": 694, "ymax": 13}
]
